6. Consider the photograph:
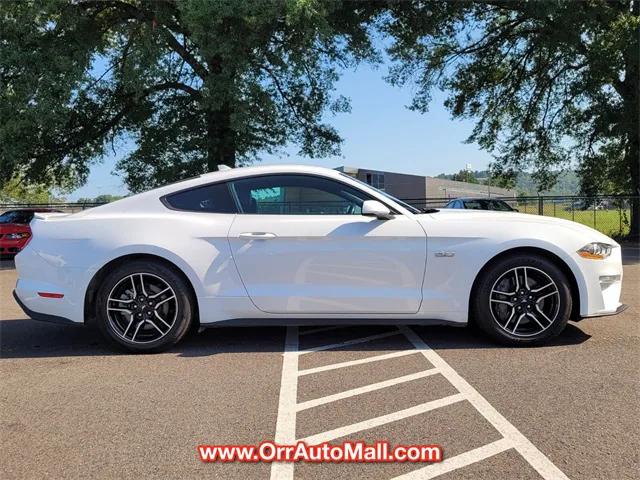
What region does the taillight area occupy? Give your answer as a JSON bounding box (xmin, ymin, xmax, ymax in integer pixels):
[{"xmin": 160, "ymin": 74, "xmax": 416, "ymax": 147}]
[
  {"xmin": 37, "ymin": 292, "xmax": 64, "ymax": 299},
  {"xmin": 21, "ymin": 232, "xmax": 33, "ymax": 249},
  {"xmin": 3, "ymin": 232, "xmax": 30, "ymax": 241}
]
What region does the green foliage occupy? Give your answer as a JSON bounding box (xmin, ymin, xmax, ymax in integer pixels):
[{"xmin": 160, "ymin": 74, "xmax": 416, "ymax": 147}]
[
  {"xmin": 450, "ymin": 169, "xmax": 478, "ymax": 184},
  {"xmin": 0, "ymin": 176, "xmax": 61, "ymax": 204},
  {"xmin": 1, "ymin": 0, "xmax": 382, "ymax": 193},
  {"xmin": 75, "ymin": 194, "xmax": 125, "ymax": 204},
  {"xmin": 439, "ymin": 168, "xmax": 581, "ymax": 195},
  {"xmin": 512, "ymin": 170, "xmax": 580, "ymax": 196},
  {"xmin": 385, "ymin": 0, "xmax": 639, "ymax": 235}
]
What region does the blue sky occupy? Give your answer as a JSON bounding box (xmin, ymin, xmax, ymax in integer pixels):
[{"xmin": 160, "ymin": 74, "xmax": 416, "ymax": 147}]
[{"xmin": 68, "ymin": 62, "xmax": 492, "ymax": 200}]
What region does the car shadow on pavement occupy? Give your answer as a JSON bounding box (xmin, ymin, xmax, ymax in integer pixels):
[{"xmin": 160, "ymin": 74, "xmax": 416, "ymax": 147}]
[
  {"xmin": 410, "ymin": 323, "xmax": 591, "ymax": 351},
  {"xmin": 621, "ymin": 242, "xmax": 639, "ymax": 265},
  {"xmin": 0, "ymin": 318, "xmax": 591, "ymax": 359},
  {"xmin": 0, "ymin": 258, "xmax": 16, "ymax": 270}
]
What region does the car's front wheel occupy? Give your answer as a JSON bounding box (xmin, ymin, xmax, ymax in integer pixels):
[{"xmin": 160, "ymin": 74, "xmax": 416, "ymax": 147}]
[
  {"xmin": 95, "ymin": 260, "xmax": 194, "ymax": 353},
  {"xmin": 473, "ymin": 254, "xmax": 572, "ymax": 345}
]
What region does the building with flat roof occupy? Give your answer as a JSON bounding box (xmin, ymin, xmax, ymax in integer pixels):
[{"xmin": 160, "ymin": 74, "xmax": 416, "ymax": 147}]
[{"xmin": 335, "ymin": 166, "xmax": 516, "ymax": 200}]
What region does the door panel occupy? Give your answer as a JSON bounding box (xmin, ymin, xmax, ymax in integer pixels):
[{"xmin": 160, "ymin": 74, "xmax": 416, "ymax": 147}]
[{"xmin": 227, "ymin": 215, "xmax": 426, "ymax": 314}]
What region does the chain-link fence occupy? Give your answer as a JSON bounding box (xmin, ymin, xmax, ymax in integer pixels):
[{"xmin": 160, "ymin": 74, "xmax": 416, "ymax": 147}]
[
  {"xmin": 403, "ymin": 195, "xmax": 637, "ymax": 238},
  {"xmin": 2, "ymin": 195, "xmax": 637, "ymax": 238},
  {"xmin": 0, "ymin": 202, "xmax": 104, "ymax": 214}
]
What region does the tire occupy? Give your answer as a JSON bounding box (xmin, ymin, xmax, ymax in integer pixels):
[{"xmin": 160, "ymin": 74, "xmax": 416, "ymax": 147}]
[
  {"xmin": 472, "ymin": 254, "xmax": 572, "ymax": 346},
  {"xmin": 95, "ymin": 260, "xmax": 194, "ymax": 353}
]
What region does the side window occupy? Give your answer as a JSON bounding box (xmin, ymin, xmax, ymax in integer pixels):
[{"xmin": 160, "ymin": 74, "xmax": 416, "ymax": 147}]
[
  {"xmin": 464, "ymin": 200, "xmax": 483, "ymax": 210},
  {"xmin": 490, "ymin": 200, "xmax": 513, "ymax": 212},
  {"xmin": 164, "ymin": 182, "xmax": 237, "ymax": 213},
  {"xmin": 229, "ymin": 175, "xmax": 369, "ymax": 215}
]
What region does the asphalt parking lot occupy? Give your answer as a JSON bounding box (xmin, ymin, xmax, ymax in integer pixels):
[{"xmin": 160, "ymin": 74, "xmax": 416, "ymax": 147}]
[{"xmin": 1, "ymin": 246, "xmax": 638, "ymax": 480}]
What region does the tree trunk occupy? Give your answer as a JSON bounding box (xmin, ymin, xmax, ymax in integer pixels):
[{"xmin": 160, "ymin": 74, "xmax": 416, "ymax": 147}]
[
  {"xmin": 622, "ymin": 2, "xmax": 639, "ymax": 240},
  {"xmin": 628, "ymin": 130, "xmax": 639, "ymax": 240},
  {"xmin": 204, "ymin": 52, "xmax": 236, "ymax": 172},
  {"xmin": 205, "ymin": 107, "xmax": 236, "ymax": 172},
  {"xmin": 625, "ymin": 47, "xmax": 639, "ymax": 240}
]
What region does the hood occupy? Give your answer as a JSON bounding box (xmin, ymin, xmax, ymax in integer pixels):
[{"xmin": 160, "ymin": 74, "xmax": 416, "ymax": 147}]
[{"xmin": 422, "ymin": 209, "xmax": 617, "ymax": 245}]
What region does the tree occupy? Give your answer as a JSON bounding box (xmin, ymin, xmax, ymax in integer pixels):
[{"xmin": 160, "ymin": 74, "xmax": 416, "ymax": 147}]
[
  {"xmin": 385, "ymin": 0, "xmax": 640, "ymax": 237},
  {"xmin": 0, "ymin": 176, "xmax": 61, "ymax": 204},
  {"xmin": 1, "ymin": 0, "xmax": 381, "ymax": 193},
  {"xmin": 451, "ymin": 168, "xmax": 479, "ymax": 184},
  {"xmin": 76, "ymin": 194, "xmax": 125, "ymax": 204}
]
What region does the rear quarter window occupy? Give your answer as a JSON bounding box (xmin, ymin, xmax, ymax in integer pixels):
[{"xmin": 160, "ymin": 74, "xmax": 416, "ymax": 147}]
[{"xmin": 163, "ymin": 183, "xmax": 237, "ymax": 213}]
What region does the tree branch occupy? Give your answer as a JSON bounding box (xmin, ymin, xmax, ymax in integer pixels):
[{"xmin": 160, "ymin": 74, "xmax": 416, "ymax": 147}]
[
  {"xmin": 260, "ymin": 64, "xmax": 314, "ymax": 137},
  {"xmin": 148, "ymin": 81, "xmax": 201, "ymax": 97},
  {"xmin": 158, "ymin": 28, "xmax": 209, "ymax": 79},
  {"xmin": 77, "ymin": 0, "xmax": 209, "ymax": 79},
  {"xmin": 33, "ymin": 81, "xmax": 199, "ymax": 162}
]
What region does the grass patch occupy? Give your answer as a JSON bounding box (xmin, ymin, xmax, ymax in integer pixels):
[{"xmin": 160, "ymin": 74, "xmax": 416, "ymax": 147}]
[{"xmin": 515, "ymin": 203, "xmax": 630, "ymax": 237}]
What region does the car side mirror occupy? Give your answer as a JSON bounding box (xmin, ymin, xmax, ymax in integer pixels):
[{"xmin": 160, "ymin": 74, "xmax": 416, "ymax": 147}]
[{"xmin": 362, "ymin": 200, "xmax": 393, "ymax": 220}]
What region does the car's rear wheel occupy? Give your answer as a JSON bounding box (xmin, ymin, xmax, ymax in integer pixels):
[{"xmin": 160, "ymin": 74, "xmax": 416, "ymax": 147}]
[
  {"xmin": 473, "ymin": 254, "xmax": 572, "ymax": 345},
  {"xmin": 95, "ymin": 260, "xmax": 193, "ymax": 353}
]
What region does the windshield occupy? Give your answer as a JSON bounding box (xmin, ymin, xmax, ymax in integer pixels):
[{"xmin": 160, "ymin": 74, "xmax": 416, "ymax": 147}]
[
  {"xmin": 339, "ymin": 173, "xmax": 422, "ymax": 214},
  {"xmin": 463, "ymin": 199, "xmax": 513, "ymax": 211}
]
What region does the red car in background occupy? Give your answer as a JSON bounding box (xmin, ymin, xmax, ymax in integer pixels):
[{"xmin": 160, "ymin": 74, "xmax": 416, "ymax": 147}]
[{"xmin": 0, "ymin": 209, "xmax": 61, "ymax": 257}]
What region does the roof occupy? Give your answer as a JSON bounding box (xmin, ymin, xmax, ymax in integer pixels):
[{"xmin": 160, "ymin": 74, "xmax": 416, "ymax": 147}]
[
  {"xmin": 72, "ymin": 164, "xmax": 419, "ymax": 217},
  {"xmin": 198, "ymin": 164, "xmax": 343, "ymax": 181}
]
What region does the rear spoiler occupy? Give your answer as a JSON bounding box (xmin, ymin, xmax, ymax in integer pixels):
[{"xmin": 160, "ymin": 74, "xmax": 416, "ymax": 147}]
[{"xmin": 33, "ymin": 212, "xmax": 70, "ymax": 221}]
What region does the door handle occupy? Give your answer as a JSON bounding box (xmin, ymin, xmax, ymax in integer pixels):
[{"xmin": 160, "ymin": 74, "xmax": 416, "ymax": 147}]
[{"xmin": 238, "ymin": 232, "xmax": 277, "ymax": 239}]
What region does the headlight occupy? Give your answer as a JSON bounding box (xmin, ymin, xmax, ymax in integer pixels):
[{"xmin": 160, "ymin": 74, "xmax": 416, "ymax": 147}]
[
  {"xmin": 577, "ymin": 242, "xmax": 612, "ymax": 260},
  {"xmin": 5, "ymin": 232, "xmax": 30, "ymax": 240}
]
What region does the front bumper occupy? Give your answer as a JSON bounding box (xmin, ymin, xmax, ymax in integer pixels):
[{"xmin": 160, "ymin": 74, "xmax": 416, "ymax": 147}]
[
  {"xmin": 580, "ymin": 303, "xmax": 628, "ymax": 319},
  {"xmin": 575, "ymin": 246, "xmax": 624, "ymax": 317}
]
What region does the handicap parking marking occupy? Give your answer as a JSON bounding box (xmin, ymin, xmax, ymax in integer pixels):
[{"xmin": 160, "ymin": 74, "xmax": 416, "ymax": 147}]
[
  {"xmin": 295, "ymin": 368, "xmax": 440, "ymax": 412},
  {"xmin": 271, "ymin": 326, "xmax": 300, "ymax": 480},
  {"xmin": 271, "ymin": 325, "xmax": 570, "ymax": 480},
  {"xmin": 393, "ymin": 438, "xmax": 514, "ymax": 480},
  {"xmin": 298, "ymin": 349, "xmax": 420, "ymax": 376},
  {"xmin": 398, "ymin": 326, "xmax": 569, "ymax": 480},
  {"xmin": 300, "ymin": 393, "xmax": 466, "ymax": 446}
]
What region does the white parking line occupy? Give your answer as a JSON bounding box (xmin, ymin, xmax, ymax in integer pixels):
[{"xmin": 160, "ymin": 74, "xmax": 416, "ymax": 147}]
[
  {"xmin": 301, "ymin": 393, "xmax": 465, "ymax": 445},
  {"xmin": 271, "ymin": 325, "xmax": 570, "ymax": 480},
  {"xmin": 297, "ymin": 331, "xmax": 400, "ymax": 355},
  {"xmin": 270, "ymin": 326, "xmax": 299, "ymax": 480},
  {"xmin": 392, "ymin": 438, "xmax": 513, "ymax": 480},
  {"xmin": 399, "ymin": 326, "xmax": 570, "ymax": 480},
  {"xmin": 297, "ymin": 349, "xmax": 419, "ymax": 376},
  {"xmin": 299, "ymin": 325, "xmax": 342, "ymax": 336},
  {"xmin": 296, "ymin": 368, "xmax": 440, "ymax": 411}
]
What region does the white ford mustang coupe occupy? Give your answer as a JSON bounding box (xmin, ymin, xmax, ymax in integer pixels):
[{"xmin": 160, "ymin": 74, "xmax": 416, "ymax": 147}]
[{"xmin": 13, "ymin": 165, "xmax": 625, "ymax": 352}]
